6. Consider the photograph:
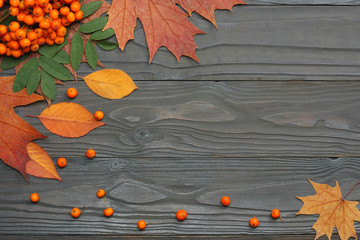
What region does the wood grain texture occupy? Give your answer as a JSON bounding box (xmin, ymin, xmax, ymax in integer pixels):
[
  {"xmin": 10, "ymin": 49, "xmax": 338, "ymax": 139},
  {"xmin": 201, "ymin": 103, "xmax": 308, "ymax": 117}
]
[
  {"xmin": 0, "ymin": 156, "xmax": 358, "ymax": 237},
  {"xmin": 16, "ymin": 81, "xmax": 360, "ymax": 159},
  {"xmin": 2, "ymin": 6, "xmax": 360, "ymax": 81}
]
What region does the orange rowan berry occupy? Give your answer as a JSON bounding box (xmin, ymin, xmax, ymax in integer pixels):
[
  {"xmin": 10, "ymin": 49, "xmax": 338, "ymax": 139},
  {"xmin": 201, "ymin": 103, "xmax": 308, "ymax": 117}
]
[
  {"xmin": 96, "ymin": 189, "xmax": 105, "ymax": 198},
  {"xmin": 0, "ymin": 25, "xmax": 7, "ymax": 35},
  {"xmin": 48, "ymin": 31, "xmax": 56, "ymax": 40},
  {"xmin": 249, "ymin": 217, "xmax": 259, "ymax": 228},
  {"xmin": 18, "ymin": 1, "xmax": 25, "ymax": 9},
  {"xmin": 104, "ymin": 207, "xmax": 113, "ymax": 217},
  {"xmin": 35, "ymin": 28, "xmax": 43, "ymax": 37},
  {"xmin": 45, "ymin": 37, "xmax": 54, "ymax": 45},
  {"xmin": 70, "ymin": 207, "xmax": 81, "ymax": 218},
  {"xmin": 221, "ymin": 196, "xmax": 231, "ymax": 207},
  {"xmin": 86, "ymin": 149, "xmax": 95, "ymax": 159},
  {"xmin": 10, "ymin": 31, "xmax": 17, "ymax": 40},
  {"xmin": 32, "ymin": 6, "xmax": 43, "ymax": 17},
  {"xmin": 52, "ymin": 1, "xmax": 60, "ymax": 9},
  {"xmin": 49, "ymin": 9, "xmax": 59, "ymax": 20},
  {"xmin": 30, "ymin": 43, "xmax": 39, "ymax": 51},
  {"xmin": 70, "ymin": 1, "xmax": 80, "ymax": 12},
  {"xmin": 8, "ymin": 40, "xmax": 19, "ymax": 49},
  {"xmin": 27, "ymin": 31, "xmax": 37, "ymax": 41},
  {"xmin": 56, "ymin": 26, "xmax": 66, "ymax": 36},
  {"xmin": 0, "ymin": 0, "xmax": 3, "ymax": 8},
  {"xmin": 64, "ymin": 0, "xmax": 72, "ymax": 4},
  {"xmin": 20, "ymin": 38, "xmax": 30, "ymax": 47},
  {"xmin": 271, "ymin": 209, "xmax": 282, "ymax": 220},
  {"xmin": 59, "ymin": 6, "xmax": 69, "ymax": 16},
  {"xmin": 9, "ymin": 0, "xmax": 20, "ymax": 7},
  {"xmin": 50, "ymin": 19, "xmax": 61, "ymax": 30},
  {"xmin": 3, "ymin": 33, "xmax": 12, "ymax": 42},
  {"xmin": 137, "ymin": 220, "xmax": 147, "ymax": 230},
  {"xmin": 176, "ymin": 209, "xmax": 187, "ymax": 221},
  {"xmin": 0, "ymin": 44, "xmax": 6, "ymax": 55},
  {"xmin": 66, "ymin": 11, "xmax": 75, "ymax": 23},
  {"xmin": 23, "ymin": 15, "xmax": 35, "ymax": 25},
  {"xmin": 61, "ymin": 17, "xmax": 70, "ymax": 26},
  {"xmin": 57, "ymin": 157, "xmax": 67, "ymax": 168},
  {"xmin": 33, "ymin": 15, "xmax": 44, "ymax": 23},
  {"xmin": 66, "ymin": 87, "xmax": 77, "ymax": 98},
  {"xmin": 6, "ymin": 48, "xmax": 12, "ymax": 56},
  {"xmin": 37, "ymin": 0, "xmax": 48, "ymax": 7},
  {"xmin": 37, "ymin": 36, "xmax": 45, "ymax": 45},
  {"xmin": 22, "ymin": 46, "xmax": 30, "ymax": 52},
  {"xmin": 54, "ymin": 36, "xmax": 64, "ymax": 44},
  {"xmin": 30, "ymin": 193, "xmax": 40, "ymax": 203},
  {"xmin": 9, "ymin": 7, "xmax": 20, "ymax": 16},
  {"xmin": 9, "ymin": 21, "xmax": 20, "ymax": 32},
  {"xmin": 31, "ymin": 39, "xmax": 37, "ymax": 45},
  {"xmin": 24, "ymin": 0, "xmax": 34, "ymax": 7},
  {"xmin": 15, "ymin": 29, "xmax": 26, "ymax": 39},
  {"xmin": 16, "ymin": 12, "xmax": 26, "ymax": 21},
  {"xmin": 43, "ymin": 3, "xmax": 52, "ymax": 13},
  {"xmin": 11, "ymin": 49, "xmax": 22, "ymax": 58},
  {"xmin": 74, "ymin": 10, "xmax": 83, "ymax": 21},
  {"xmin": 39, "ymin": 19, "xmax": 50, "ymax": 29},
  {"xmin": 94, "ymin": 111, "xmax": 104, "ymax": 121}
]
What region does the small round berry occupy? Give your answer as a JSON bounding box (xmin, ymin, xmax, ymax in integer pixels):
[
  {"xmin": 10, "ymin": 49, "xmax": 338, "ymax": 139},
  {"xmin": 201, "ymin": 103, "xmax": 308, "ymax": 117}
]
[
  {"xmin": 96, "ymin": 189, "xmax": 105, "ymax": 198},
  {"xmin": 104, "ymin": 207, "xmax": 113, "ymax": 217},
  {"xmin": 249, "ymin": 217, "xmax": 259, "ymax": 228},
  {"xmin": 221, "ymin": 196, "xmax": 231, "ymax": 207},
  {"xmin": 94, "ymin": 111, "xmax": 104, "ymax": 121},
  {"xmin": 57, "ymin": 157, "xmax": 67, "ymax": 168},
  {"xmin": 0, "ymin": 25, "xmax": 7, "ymax": 35},
  {"xmin": 271, "ymin": 209, "xmax": 281, "ymax": 219},
  {"xmin": 66, "ymin": 87, "xmax": 77, "ymax": 98},
  {"xmin": 66, "ymin": 12, "xmax": 75, "ymax": 23},
  {"xmin": 30, "ymin": 193, "xmax": 40, "ymax": 203},
  {"xmin": 9, "ymin": 21, "xmax": 20, "ymax": 32},
  {"xmin": 176, "ymin": 209, "xmax": 187, "ymax": 221},
  {"xmin": 59, "ymin": 6, "xmax": 70, "ymax": 16},
  {"xmin": 74, "ymin": 10, "xmax": 83, "ymax": 21},
  {"xmin": 19, "ymin": 38, "xmax": 31, "ymax": 48},
  {"xmin": 70, "ymin": 1, "xmax": 81, "ymax": 12},
  {"xmin": 86, "ymin": 149, "xmax": 96, "ymax": 159},
  {"xmin": 70, "ymin": 207, "xmax": 81, "ymax": 218},
  {"xmin": 137, "ymin": 220, "xmax": 147, "ymax": 230},
  {"xmin": 0, "ymin": 44, "xmax": 6, "ymax": 55}
]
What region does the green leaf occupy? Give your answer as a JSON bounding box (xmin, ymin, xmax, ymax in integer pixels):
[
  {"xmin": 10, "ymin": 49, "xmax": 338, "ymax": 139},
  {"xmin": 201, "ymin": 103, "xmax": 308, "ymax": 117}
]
[
  {"xmin": 38, "ymin": 56, "xmax": 72, "ymax": 80},
  {"xmin": 1, "ymin": 11, "xmax": 17, "ymax": 26},
  {"xmin": 80, "ymin": 1, "xmax": 103, "ymax": 18},
  {"xmin": 70, "ymin": 32, "xmax": 83, "ymax": 71},
  {"xmin": 40, "ymin": 71, "xmax": 56, "ymax": 100},
  {"xmin": 90, "ymin": 28, "xmax": 114, "ymax": 40},
  {"xmin": 13, "ymin": 58, "xmax": 39, "ymax": 92},
  {"xmin": 85, "ymin": 41, "xmax": 97, "ymax": 70},
  {"xmin": 53, "ymin": 50, "xmax": 70, "ymax": 64},
  {"xmin": 78, "ymin": 17, "xmax": 108, "ymax": 34},
  {"xmin": 38, "ymin": 40, "xmax": 68, "ymax": 58},
  {"xmin": 1, "ymin": 54, "xmax": 28, "ymax": 70},
  {"xmin": 96, "ymin": 40, "xmax": 118, "ymax": 51},
  {"xmin": 26, "ymin": 70, "xmax": 41, "ymax": 95}
]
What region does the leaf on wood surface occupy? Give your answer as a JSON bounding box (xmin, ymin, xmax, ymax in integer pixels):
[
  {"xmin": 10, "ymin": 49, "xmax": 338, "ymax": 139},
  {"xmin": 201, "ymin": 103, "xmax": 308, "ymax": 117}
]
[
  {"xmin": 103, "ymin": 0, "xmax": 246, "ymax": 62},
  {"xmin": 85, "ymin": 40, "xmax": 98, "ymax": 70},
  {"xmin": 35, "ymin": 102, "xmax": 105, "ymax": 137},
  {"xmin": 83, "ymin": 69, "xmax": 137, "ymax": 99},
  {"xmin": 80, "ymin": 0, "xmax": 110, "ymax": 23},
  {"xmin": 26, "ymin": 142, "xmax": 61, "ymax": 181},
  {"xmin": 297, "ymin": 179, "xmax": 360, "ymax": 240},
  {"xmin": 0, "ymin": 76, "xmax": 46, "ymax": 179}
]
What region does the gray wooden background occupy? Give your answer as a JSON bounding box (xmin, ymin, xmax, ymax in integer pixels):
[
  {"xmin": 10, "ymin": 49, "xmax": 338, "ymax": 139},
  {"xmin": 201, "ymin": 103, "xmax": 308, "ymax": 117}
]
[{"xmin": 1, "ymin": 1, "xmax": 360, "ymax": 239}]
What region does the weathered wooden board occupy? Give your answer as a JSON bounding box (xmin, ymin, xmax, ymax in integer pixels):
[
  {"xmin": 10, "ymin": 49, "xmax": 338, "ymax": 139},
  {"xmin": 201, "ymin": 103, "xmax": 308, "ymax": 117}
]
[
  {"xmin": 249, "ymin": 0, "xmax": 360, "ymax": 5},
  {"xmin": 17, "ymin": 80, "xmax": 360, "ymax": 159},
  {"xmin": 0, "ymin": 156, "xmax": 358, "ymax": 237},
  {"xmin": 2, "ymin": 6, "xmax": 360, "ymax": 81}
]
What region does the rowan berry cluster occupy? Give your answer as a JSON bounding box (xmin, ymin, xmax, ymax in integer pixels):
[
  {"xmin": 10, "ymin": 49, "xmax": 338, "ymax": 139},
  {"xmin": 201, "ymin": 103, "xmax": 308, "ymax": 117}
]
[{"xmin": 0, "ymin": 0, "xmax": 83, "ymax": 58}]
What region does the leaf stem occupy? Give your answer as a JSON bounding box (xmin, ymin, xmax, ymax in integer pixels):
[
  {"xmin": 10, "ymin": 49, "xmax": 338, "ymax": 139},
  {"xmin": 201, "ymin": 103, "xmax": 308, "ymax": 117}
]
[
  {"xmin": 71, "ymin": 25, "xmax": 90, "ymax": 41},
  {"xmin": 0, "ymin": 12, "xmax": 10, "ymax": 23},
  {"xmin": 343, "ymin": 182, "xmax": 360, "ymax": 200}
]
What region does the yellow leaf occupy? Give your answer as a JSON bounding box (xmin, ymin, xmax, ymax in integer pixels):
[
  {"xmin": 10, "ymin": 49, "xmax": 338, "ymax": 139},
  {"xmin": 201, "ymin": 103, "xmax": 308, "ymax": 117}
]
[
  {"xmin": 83, "ymin": 69, "xmax": 138, "ymax": 99},
  {"xmin": 26, "ymin": 142, "xmax": 61, "ymax": 181},
  {"xmin": 297, "ymin": 179, "xmax": 360, "ymax": 240}
]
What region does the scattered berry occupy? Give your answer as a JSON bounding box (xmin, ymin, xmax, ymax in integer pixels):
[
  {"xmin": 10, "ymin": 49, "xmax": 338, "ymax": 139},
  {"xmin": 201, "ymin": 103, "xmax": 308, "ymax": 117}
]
[
  {"xmin": 30, "ymin": 193, "xmax": 40, "ymax": 203},
  {"xmin": 94, "ymin": 110, "xmax": 104, "ymax": 121},
  {"xmin": 221, "ymin": 196, "xmax": 231, "ymax": 207},
  {"xmin": 137, "ymin": 220, "xmax": 147, "ymax": 230},
  {"xmin": 86, "ymin": 149, "xmax": 96, "ymax": 159},
  {"xmin": 104, "ymin": 207, "xmax": 113, "ymax": 217},
  {"xmin": 70, "ymin": 207, "xmax": 81, "ymax": 218},
  {"xmin": 176, "ymin": 209, "xmax": 187, "ymax": 221},
  {"xmin": 57, "ymin": 157, "xmax": 67, "ymax": 168},
  {"xmin": 271, "ymin": 209, "xmax": 282, "ymax": 220},
  {"xmin": 96, "ymin": 189, "xmax": 105, "ymax": 198},
  {"xmin": 249, "ymin": 217, "xmax": 259, "ymax": 228},
  {"xmin": 66, "ymin": 87, "xmax": 77, "ymax": 98}
]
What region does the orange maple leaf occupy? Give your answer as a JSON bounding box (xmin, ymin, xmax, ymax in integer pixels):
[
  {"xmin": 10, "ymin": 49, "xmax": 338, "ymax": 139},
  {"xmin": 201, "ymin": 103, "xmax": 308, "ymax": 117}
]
[
  {"xmin": 297, "ymin": 179, "xmax": 360, "ymax": 240},
  {"xmin": 0, "ymin": 76, "xmax": 46, "ymax": 179},
  {"xmin": 103, "ymin": 0, "xmax": 246, "ymax": 62}
]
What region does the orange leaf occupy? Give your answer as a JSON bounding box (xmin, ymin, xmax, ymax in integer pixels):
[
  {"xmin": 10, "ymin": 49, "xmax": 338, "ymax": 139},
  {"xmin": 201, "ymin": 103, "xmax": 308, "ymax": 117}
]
[
  {"xmin": 297, "ymin": 179, "xmax": 360, "ymax": 240},
  {"xmin": 103, "ymin": 0, "xmax": 246, "ymax": 62},
  {"xmin": 35, "ymin": 102, "xmax": 105, "ymax": 137},
  {"xmin": 0, "ymin": 76, "xmax": 46, "ymax": 180},
  {"xmin": 83, "ymin": 69, "xmax": 137, "ymax": 99},
  {"xmin": 26, "ymin": 142, "xmax": 61, "ymax": 181}
]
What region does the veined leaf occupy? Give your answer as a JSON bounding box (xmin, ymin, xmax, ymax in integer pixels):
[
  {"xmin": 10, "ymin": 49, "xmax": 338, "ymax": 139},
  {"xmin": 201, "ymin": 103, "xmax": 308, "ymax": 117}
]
[
  {"xmin": 13, "ymin": 58, "xmax": 39, "ymax": 92},
  {"xmin": 85, "ymin": 41, "xmax": 97, "ymax": 70},
  {"xmin": 70, "ymin": 32, "xmax": 83, "ymax": 71},
  {"xmin": 78, "ymin": 17, "xmax": 108, "ymax": 34},
  {"xmin": 96, "ymin": 40, "xmax": 118, "ymax": 51},
  {"xmin": 81, "ymin": 1, "xmax": 103, "ymax": 18},
  {"xmin": 90, "ymin": 28, "xmax": 114, "ymax": 40},
  {"xmin": 53, "ymin": 50, "xmax": 70, "ymax": 64},
  {"xmin": 39, "ymin": 56, "xmax": 72, "ymax": 80},
  {"xmin": 1, "ymin": 54, "xmax": 28, "ymax": 70},
  {"xmin": 40, "ymin": 71, "xmax": 56, "ymax": 100},
  {"xmin": 26, "ymin": 70, "xmax": 41, "ymax": 95}
]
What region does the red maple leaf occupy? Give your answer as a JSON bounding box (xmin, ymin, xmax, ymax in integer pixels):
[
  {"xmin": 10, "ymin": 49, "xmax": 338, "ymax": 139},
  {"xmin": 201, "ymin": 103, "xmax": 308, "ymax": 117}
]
[
  {"xmin": 0, "ymin": 76, "xmax": 46, "ymax": 180},
  {"xmin": 103, "ymin": 0, "xmax": 246, "ymax": 62}
]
